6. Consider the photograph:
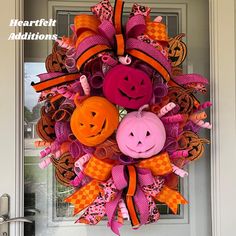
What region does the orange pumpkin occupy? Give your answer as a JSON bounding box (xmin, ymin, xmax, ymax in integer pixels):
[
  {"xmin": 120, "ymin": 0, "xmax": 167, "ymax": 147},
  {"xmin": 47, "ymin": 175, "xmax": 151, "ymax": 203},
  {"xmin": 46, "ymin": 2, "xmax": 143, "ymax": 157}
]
[
  {"xmin": 168, "ymin": 33, "xmax": 187, "ymax": 67},
  {"xmin": 51, "ymin": 152, "xmax": 76, "ymax": 186},
  {"xmin": 70, "ymin": 96, "xmax": 119, "ymax": 146},
  {"xmin": 36, "ymin": 106, "xmax": 56, "ymax": 142},
  {"xmin": 178, "ymin": 131, "xmax": 209, "ymax": 161},
  {"xmin": 45, "ymin": 42, "xmax": 68, "ymax": 73}
]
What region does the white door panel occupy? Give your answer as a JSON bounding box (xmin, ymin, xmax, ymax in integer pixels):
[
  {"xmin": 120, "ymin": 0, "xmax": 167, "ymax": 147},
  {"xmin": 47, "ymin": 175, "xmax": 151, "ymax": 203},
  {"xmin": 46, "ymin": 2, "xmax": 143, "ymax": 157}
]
[{"xmin": 2, "ymin": 0, "xmax": 236, "ymax": 236}]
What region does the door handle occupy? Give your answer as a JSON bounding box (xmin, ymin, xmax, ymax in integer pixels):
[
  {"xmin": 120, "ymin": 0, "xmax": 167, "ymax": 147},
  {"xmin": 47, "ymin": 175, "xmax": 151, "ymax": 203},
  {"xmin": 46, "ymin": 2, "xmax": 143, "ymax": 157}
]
[
  {"xmin": 0, "ymin": 193, "xmax": 33, "ymax": 236},
  {"xmin": 24, "ymin": 208, "xmax": 40, "ymax": 214},
  {"xmin": 0, "ymin": 215, "xmax": 33, "ymax": 224}
]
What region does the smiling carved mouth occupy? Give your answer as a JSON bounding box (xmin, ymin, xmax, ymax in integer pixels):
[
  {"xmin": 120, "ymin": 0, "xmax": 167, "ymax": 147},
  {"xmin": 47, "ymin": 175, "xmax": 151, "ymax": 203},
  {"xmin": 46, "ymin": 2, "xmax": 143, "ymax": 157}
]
[
  {"xmin": 126, "ymin": 145, "xmax": 155, "ymax": 154},
  {"xmin": 118, "ymin": 89, "xmax": 144, "ymax": 101},
  {"xmin": 88, "ymin": 120, "xmax": 106, "ymax": 138},
  {"xmin": 169, "ymin": 56, "xmax": 179, "ymax": 62}
]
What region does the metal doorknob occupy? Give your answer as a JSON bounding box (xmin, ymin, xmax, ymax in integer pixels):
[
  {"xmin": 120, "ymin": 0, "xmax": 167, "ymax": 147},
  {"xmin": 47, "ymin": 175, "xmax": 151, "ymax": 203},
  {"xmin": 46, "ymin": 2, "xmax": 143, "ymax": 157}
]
[{"xmin": 0, "ymin": 215, "xmax": 32, "ymax": 224}]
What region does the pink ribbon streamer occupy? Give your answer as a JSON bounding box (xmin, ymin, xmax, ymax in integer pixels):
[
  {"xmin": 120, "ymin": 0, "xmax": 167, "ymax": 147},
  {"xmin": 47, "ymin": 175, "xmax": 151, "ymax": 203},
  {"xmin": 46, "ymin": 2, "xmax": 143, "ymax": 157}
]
[
  {"xmin": 37, "ymin": 72, "xmax": 65, "ymax": 82},
  {"xmin": 74, "ymin": 154, "xmax": 92, "ymax": 170},
  {"xmin": 39, "ymin": 157, "xmax": 52, "ymax": 169},
  {"xmin": 158, "ymin": 102, "xmax": 176, "ymax": 117},
  {"xmin": 70, "ymin": 171, "xmax": 85, "ymax": 187},
  {"xmin": 171, "ymin": 164, "xmax": 188, "ymax": 177},
  {"xmin": 195, "ymin": 101, "xmax": 212, "ymax": 111},
  {"xmin": 173, "ymin": 74, "xmax": 209, "ymax": 85},
  {"xmin": 98, "ymin": 20, "xmax": 116, "ymax": 46},
  {"xmin": 40, "ymin": 141, "xmax": 60, "ymax": 159},
  {"xmin": 106, "ymin": 165, "xmax": 150, "ymax": 235},
  {"xmin": 192, "ymin": 119, "xmax": 212, "ymax": 129},
  {"xmin": 80, "ymin": 75, "xmax": 91, "ymax": 95},
  {"xmin": 126, "ymin": 38, "xmax": 172, "ymax": 75},
  {"xmin": 161, "ymin": 114, "xmax": 185, "ymax": 123},
  {"xmin": 171, "ymin": 150, "xmax": 189, "ymax": 158},
  {"xmin": 126, "ymin": 14, "xmax": 146, "ymax": 38},
  {"xmin": 75, "ymin": 35, "xmax": 110, "ymax": 59},
  {"xmin": 118, "ymin": 199, "xmax": 129, "ymax": 220}
]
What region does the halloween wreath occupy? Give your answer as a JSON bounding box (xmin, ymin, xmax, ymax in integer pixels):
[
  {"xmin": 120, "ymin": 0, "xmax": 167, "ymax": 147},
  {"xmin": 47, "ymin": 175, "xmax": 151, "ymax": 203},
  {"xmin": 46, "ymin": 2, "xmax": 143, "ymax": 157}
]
[{"xmin": 32, "ymin": 0, "xmax": 212, "ymax": 234}]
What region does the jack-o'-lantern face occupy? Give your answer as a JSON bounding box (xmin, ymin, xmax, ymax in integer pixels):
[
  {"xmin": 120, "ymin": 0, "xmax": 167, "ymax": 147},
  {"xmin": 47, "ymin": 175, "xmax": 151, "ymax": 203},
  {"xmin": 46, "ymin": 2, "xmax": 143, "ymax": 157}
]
[
  {"xmin": 116, "ymin": 106, "xmax": 166, "ymax": 158},
  {"xmin": 178, "ymin": 131, "xmax": 209, "ymax": 161},
  {"xmin": 36, "ymin": 106, "xmax": 56, "ymax": 142},
  {"xmin": 103, "ymin": 64, "xmax": 152, "ymax": 109},
  {"xmin": 51, "ymin": 151, "xmax": 76, "ymax": 187},
  {"xmin": 168, "ymin": 86, "xmax": 194, "ymax": 114},
  {"xmin": 70, "ymin": 96, "xmax": 119, "ymax": 146},
  {"xmin": 45, "ymin": 42, "xmax": 68, "ymax": 73},
  {"xmin": 168, "ymin": 33, "xmax": 187, "ymax": 67}
]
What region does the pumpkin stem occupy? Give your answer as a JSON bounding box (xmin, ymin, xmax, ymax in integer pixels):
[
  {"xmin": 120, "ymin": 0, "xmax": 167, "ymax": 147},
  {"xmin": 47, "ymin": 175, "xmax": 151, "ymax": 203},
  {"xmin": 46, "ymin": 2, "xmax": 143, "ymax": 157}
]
[
  {"xmin": 74, "ymin": 93, "xmax": 88, "ymax": 107},
  {"xmin": 200, "ymin": 138, "xmax": 210, "ymax": 144},
  {"xmin": 175, "ymin": 33, "xmax": 186, "ymax": 41},
  {"xmin": 137, "ymin": 104, "xmax": 149, "ymax": 118}
]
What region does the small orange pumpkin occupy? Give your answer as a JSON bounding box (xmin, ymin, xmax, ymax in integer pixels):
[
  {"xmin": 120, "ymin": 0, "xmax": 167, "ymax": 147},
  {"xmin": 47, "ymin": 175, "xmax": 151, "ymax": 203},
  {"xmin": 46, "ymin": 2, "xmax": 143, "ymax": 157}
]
[
  {"xmin": 70, "ymin": 96, "xmax": 119, "ymax": 146},
  {"xmin": 51, "ymin": 152, "xmax": 76, "ymax": 186},
  {"xmin": 45, "ymin": 42, "xmax": 68, "ymax": 73},
  {"xmin": 36, "ymin": 106, "xmax": 56, "ymax": 142},
  {"xmin": 178, "ymin": 131, "xmax": 209, "ymax": 161},
  {"xmin": 168, "ymin": 33, "xmax": 187, "ymax": 67}
]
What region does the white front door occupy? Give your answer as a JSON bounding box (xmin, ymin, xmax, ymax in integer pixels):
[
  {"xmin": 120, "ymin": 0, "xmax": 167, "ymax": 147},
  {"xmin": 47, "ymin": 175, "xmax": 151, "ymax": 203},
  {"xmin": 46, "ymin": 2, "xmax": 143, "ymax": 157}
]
[{"xmin": 1, "ymin": 0, "xmax": 236, "ymax": 236}]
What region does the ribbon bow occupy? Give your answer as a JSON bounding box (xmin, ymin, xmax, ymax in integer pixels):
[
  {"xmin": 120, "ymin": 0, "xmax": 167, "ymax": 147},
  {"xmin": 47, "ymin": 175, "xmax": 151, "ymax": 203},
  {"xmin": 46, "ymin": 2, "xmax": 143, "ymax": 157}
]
[
  {"xmin": 65, "ymin": 152, "xmax": 187, "ymax": 235},
  {"xmin": 73, "ymin": 0, "xmax": 172, "ymax": 81}
]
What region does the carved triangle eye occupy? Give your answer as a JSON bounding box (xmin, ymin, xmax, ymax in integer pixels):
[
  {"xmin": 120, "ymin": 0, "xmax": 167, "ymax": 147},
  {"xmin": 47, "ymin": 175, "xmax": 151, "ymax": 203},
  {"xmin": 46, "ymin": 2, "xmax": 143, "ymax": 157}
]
[
  {"xmin": 146, "ymin": 131, "xmax": 151, "ymax": 136},
  {"xmin": 130, "ymin": 132, "xmax": 134, "ymax": 136}
]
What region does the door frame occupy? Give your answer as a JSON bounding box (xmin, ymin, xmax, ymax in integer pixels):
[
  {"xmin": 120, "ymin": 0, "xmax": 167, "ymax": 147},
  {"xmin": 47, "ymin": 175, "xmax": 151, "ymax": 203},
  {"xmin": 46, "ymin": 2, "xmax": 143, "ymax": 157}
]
[{"xmin": 13, "ymin": 0, "xmax": 236, "ymax": 236}]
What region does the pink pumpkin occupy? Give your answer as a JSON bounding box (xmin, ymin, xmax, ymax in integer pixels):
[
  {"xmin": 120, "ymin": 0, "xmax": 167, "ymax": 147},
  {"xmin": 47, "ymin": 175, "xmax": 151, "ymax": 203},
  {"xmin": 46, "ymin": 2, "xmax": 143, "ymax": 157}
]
[
  {"xmin": 103, "ymin": 64, "xmax": 153, "ymax": 109},
  {"xmin": 116, "ymin": 105, "xmax": 166, "ymax": 158}
]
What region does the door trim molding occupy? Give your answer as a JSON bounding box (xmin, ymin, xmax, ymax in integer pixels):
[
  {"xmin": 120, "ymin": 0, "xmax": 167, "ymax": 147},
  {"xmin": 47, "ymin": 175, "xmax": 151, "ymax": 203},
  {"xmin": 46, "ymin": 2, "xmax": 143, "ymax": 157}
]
[
  {"xmin": 15, "ymin": 0, "xmax": 236, "ymax": 236},
  {"xmin": 209, "ymin": 1, "xmax": 236, "ymax": 236},
  {"xmin": 15, "ymin": 0, "xmax": 24, "ymax": 235}
]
